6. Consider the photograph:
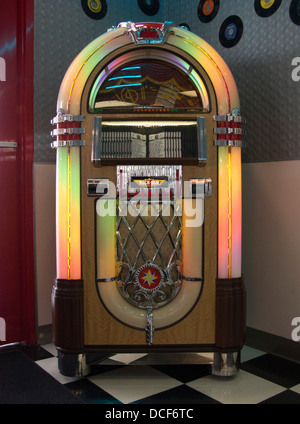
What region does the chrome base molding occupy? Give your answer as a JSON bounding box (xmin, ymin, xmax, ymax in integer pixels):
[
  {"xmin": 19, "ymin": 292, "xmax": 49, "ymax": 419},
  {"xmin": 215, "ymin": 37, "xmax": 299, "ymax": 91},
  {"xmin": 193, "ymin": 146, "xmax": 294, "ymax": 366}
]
[{"xmin": 211, "ymin": 351, "xmax": 240, "ymax": 377}]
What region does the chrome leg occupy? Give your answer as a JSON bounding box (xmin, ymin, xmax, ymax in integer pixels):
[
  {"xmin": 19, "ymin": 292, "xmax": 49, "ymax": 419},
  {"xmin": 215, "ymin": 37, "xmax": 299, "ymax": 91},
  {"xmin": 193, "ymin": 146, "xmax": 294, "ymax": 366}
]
[
  {"xmin": 211, "ymin": 351, "xmax": 240, "ymax": 377},
  {"xmin": 146, "ymin": 308, "xmax": 154, "ymax": 345},
  {"xmin": 57, "ymin": 351, "xmax": 91, "ymax": 377}
]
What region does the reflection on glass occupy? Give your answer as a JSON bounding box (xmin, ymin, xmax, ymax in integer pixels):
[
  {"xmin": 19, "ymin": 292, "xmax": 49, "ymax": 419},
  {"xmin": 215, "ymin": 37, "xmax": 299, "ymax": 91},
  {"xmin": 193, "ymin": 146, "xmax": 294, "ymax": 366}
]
[{"xmin": 90, "ymin": 60, "xmax": 207, "ymax": 113}]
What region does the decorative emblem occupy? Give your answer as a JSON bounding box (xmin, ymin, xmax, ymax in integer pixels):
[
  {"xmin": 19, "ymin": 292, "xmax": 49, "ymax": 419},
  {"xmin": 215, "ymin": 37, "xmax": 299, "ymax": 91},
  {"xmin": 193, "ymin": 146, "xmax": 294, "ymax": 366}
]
[
  {"xmin": 118, "ymin": 261, "xmax": 181, "ymax": 310},
  {"xmin": 136, "ymin": 263, "xmax": 164, "ymax": 291}
]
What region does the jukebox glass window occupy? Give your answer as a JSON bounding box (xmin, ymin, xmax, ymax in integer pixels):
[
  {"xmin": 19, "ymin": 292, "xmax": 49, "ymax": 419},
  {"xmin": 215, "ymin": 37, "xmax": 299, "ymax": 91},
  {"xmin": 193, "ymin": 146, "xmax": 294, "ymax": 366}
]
[{"xmin": 89, "ymin": 52, "xmax": 210, "ymax": 113}]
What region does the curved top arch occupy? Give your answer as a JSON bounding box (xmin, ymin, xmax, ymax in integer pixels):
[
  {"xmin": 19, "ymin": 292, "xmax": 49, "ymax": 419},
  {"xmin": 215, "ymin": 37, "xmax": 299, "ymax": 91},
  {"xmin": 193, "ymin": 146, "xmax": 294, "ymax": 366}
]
[{"xmin": 57, "ymin": 22, "xmax": 239, "ymax": 116}]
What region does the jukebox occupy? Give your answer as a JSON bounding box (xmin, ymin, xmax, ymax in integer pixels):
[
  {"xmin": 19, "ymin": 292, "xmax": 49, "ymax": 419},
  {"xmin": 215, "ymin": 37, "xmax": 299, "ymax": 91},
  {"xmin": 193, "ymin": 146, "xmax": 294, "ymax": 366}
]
[{"xmin": 51, "ymin": 22, "xmax": 246, "ymax": 377}]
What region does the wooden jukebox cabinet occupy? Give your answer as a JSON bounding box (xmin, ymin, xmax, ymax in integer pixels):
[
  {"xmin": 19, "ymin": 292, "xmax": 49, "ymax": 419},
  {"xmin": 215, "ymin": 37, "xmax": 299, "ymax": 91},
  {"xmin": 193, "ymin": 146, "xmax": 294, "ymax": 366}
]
[{"xmin": 51, "ymin": 22, "xmax": 246, "ymax": 377}]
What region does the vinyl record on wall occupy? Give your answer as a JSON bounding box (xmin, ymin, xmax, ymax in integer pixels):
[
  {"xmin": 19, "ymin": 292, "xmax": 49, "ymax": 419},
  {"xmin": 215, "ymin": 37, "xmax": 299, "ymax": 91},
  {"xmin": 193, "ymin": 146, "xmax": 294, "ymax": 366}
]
[
  {"xmin": 138, "ymin": 0, "xmax": 160, "ymax": 16},
  {"xmin": 290, "ymin": 0, "xmax": 300, "ymax": 25},
  {"xmin": 254, "ymin": 0, "xmax": 282, "ymax": 18},
  {"xmin": 81, "ymin": 0, "xmax": 107, "ymax": 20},
  {"xmin": 219, "ymin": 16, "xmax": 244, "ymax": 48},
  {"xmin": 198, "ymin": 0, "xmax": 220, "ymax": 23}
]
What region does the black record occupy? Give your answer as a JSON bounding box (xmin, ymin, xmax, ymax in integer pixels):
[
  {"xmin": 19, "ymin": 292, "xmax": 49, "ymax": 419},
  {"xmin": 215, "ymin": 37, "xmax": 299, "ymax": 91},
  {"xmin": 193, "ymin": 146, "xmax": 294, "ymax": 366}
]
[
  {"xmin": 137, "ymin": 0, "xmax": 160, "ymax": 16},
  {"xmin": 290, "ymin": 0, "xmax": 300, "ymax": 25},
  {"xmin": 219, "ymin": 16, "xmax": 243, "ymax": 48},
  {"xmin": 81, "ymin": 0, "xmax": 107, "ymax": 20},
  {"xmin": 254, "ymin": 0, "xmax": 282, "ymax": 18},
  {"xmin": 198, "ymin": 0, "xmax": 220, "ymax": 23}
]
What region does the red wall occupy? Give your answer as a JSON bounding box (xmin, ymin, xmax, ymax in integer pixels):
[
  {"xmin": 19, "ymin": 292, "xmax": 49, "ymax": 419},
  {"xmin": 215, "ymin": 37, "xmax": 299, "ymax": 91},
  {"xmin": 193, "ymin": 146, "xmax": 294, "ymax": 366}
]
[{"xmin": 0, "ymin": 0, "xmax": 36, "ymax": 345}]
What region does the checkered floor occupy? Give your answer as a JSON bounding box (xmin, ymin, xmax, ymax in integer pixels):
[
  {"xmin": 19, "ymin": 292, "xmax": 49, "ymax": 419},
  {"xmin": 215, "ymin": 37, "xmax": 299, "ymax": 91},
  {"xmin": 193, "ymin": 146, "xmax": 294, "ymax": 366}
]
[{"xmin": 28, "ymin": 343, "xmax": 300, "ymax": 404}]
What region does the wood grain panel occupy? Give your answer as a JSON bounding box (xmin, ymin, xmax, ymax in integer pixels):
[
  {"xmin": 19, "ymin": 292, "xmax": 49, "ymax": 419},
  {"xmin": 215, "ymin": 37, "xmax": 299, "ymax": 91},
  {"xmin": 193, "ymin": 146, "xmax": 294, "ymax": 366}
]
[{"xmin": 79, "ymin": 45, "xmax": 218, "ymax": 347}]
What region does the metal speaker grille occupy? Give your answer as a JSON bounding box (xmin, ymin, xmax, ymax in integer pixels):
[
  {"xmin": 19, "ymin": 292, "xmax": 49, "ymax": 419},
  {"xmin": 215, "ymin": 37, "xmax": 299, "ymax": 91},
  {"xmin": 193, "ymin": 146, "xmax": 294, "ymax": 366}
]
[{"xmin": 117, "ymin": 202, "xmax": 182, "ymax": 309}]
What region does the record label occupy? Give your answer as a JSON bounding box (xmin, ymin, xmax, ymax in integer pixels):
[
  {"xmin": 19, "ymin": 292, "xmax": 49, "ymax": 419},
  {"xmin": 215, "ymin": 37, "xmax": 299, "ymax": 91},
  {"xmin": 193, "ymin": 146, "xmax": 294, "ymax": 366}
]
[
  {"xmin": 219, "ymin": 16, "xmax": 243, "ymax": 48},
  {"xmin": 260, "ymin": 0, "xmax": 276, "ymax": 9},
  {"xmin": 290, "ymin": 0, "xmax": 300, "ymax": 26},
  {"xmin": 198, "ymin": 0, "xmax": 220, "ymax": 23},
  {"xmin": 254, "ymin": 0, "xmax": 282, "ymax": 17},
  {"xmin": 203, "ymin": 0, "xmax": 214, "ymax": 16},
  {"xmin": 224, "ymin": 23, "xmax": 238, "ymax": 41},
  {"xmin": 138, "ymin": 0, "xmax": 160, "ymax": 16},
  {"xmin": 81, "ymin": 0, "xmax": 107, "ymax": 20}
]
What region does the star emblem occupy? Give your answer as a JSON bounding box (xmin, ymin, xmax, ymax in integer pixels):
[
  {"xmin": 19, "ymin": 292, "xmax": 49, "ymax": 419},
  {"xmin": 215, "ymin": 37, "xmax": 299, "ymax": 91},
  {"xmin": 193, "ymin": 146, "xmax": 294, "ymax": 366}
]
[
  {"xmin": 141, "ymin": 270, "xmax": 158, "ymax": 287},
  {"xmin": 136, "ymin": 264, "xmax": 163, "ymax": 291}
]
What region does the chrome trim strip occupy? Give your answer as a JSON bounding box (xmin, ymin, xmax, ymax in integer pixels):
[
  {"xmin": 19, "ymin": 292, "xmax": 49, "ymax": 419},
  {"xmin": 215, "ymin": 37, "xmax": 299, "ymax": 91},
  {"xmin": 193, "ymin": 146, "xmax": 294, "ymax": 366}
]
[
  {"xmin": 118, "ymin": 21, "xmax": 175, "ymax": 45},
  {"xmin": 51, "ymin": 112, "xmax": 85, "ymax": 125},
  {"xmin": 50, "ymin": 128, "xmax": 85, "ymax": 137},
  {"xmin": 197, "ymin": 116, "xmax": 207, "ymax": 162},
  {"xmin": 179, "ymin": 274, "xmax": 203, "ymax": 282},
  {"xmin": 91, "ymin": 116, "xmax": 102, "ymax": 163},
  {"xmin": 146, "ymin": 308, "xmax": 154, "ymax": 345},
  {"xmin": 213, "ymin": 114, "xmax": 246, "ymax": 123},
  {"xmin": 96, "ymin": 277, "xmax": 118, "ymax": 283},
  {"xmin": 51, "ymin": 140, "xmax": 85, "ymax": 149},
  {"xmin": 213, "ymin": 139, "xmax": 246, "ymax": 148},
  {"xmin": 213, "ymin": 127, "xmax": 245, "ymax": 135}
]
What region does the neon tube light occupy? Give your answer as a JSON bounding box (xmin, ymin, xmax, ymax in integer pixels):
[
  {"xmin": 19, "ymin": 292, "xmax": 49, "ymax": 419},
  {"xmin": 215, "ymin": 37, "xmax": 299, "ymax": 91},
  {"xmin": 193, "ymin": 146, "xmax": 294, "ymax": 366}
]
[
  {"xmin": 228, "ymin": 148, "xmax": 232, "ymax": 279},
  {"xmin": 105, "ymin": 83, "xmax": 142, "ymax": 90},
  {"xmin": 231, "ymin": 147, "xmax": 242, "ymax": 278},
  {"xmin": 218, "ymin": 146, "xmax": 229, "ymax": 279},
  {"xmin": 217, "ymin": 143, "xmax": 242, "ymax": 279},
  {"xmin": 56, "ymin": 146, "xmax": 81, "ymax": 280},
  {"xmin": 108, "ymin": 75, "xmax": 142, "ymax": 81},
  {"xmin": 121, "ymin": 66, "xmax": 141, "ymax": 70},
  {"xmin": 67, "ymin": 148, "xmax": 71, "ymax": 279}
]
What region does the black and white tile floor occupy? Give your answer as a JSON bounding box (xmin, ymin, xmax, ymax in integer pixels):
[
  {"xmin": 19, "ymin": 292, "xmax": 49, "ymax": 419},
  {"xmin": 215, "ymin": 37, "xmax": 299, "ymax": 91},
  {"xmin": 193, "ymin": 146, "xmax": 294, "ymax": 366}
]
[{"xmin": 30, "ymin": 343, "xmax": 300, "ymax": 404}]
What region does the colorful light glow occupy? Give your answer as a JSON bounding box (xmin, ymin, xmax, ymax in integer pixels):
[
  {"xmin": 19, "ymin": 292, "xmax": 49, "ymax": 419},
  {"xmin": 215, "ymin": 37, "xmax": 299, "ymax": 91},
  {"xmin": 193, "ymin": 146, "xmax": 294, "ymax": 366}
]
[
  {"xmin": 55, "ymin": 22, "xmax": 242, "ymax": 284},
  {"xmin": 88, "ymin": 51, "xmax": 210, "ymax": 113},
  {"xmin": 56, "ymin": 146, "xmax": 81, "ymax": 280},
  {"xmin": 57, "ymin": 24, "xmax": 239, "ymax": 115},
  {"xmin": 108, "ymin": 75, "xmax": 142, "ymax": 81},
  {"xmin": 121, "ymin": 66, "xmax": 141, "ymax": 71},
  {"xmin": 182, "ymin": 199, "xmax": 203, "ymax": 280},
  {"xmin": 96, "ymin": 199, "xmax": 117, "ymax": 281},
  {"xmin": 105, "ymin": 82, "xmax": 142, "ymax": 90},
  {"xmin": 56, "ymin": 147, "xmax": 68, "ymax": 279},
  {"xmin": 231, "ymin": 147, "xmax": 242, "ymax": 278},
  {"xmin": 218, "ymin": 146, "xmax": 242, "ymax": 279}
]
